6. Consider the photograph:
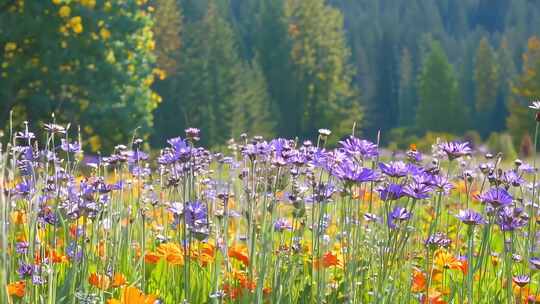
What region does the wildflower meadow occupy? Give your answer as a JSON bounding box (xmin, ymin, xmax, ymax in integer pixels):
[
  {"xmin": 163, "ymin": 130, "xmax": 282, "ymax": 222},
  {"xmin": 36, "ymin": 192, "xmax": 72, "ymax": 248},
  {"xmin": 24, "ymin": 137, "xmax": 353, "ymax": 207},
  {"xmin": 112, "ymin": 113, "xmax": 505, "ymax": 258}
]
[{"xmin": 1, "ymin": 102, "xmax": 540, "ymax": 304}]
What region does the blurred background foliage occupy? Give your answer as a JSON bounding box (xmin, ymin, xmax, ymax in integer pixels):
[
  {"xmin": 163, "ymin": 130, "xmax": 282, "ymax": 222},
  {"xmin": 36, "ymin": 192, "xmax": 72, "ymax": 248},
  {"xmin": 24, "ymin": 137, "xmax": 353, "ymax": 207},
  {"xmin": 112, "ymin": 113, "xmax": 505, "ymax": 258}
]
[{"xmin": 2, "ymin": 0, "xmax": 540, "ymax": 153}]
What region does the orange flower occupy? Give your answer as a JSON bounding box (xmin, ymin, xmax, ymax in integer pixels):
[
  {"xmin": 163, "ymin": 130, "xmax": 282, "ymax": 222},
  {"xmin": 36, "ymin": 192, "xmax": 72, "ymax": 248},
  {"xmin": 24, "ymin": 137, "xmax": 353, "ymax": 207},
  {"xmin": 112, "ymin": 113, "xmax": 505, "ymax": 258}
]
[
  {"xmin": 144, "ymin": 251, "xmax": 161, "ymax": 264},
  {"xmin": 232, "ymin": 270, "xmax": 256, "ymax": 291},
  {"xmin": 456, "ymin": 258, "xmax": 468, "ymax": 274},
  {"xmin": 430, "ymin": 269, "xmax": 443, "ymax": 283},
  {"xmin": 314, "ymin": 251, "xmax": 343, "ymax": 268},
  {"xmin": 89, "ymin": 273, "xmax": 110, "ymax": 290},
  {"xmin": 35, "ymin": 249, "xmax": 68, "ymax": 265},
  {"xmin": 422, "ymin": 289, "xmax": 447, "ymax": 304},
  {"xmin": 112, "ymin": 273, "xmax": 127, "ymax": 288},
  {"xmin": 197, "ymin": 243, "xmax": 215, "ymax": 266},
  {"xmin": 229, "ymin": 244, "xmax": 249, "ymax": 266},
  {"xmin": 122, "ymin": 286, "xmax": 158, "ymax": 304},
  {"xmin": 7, "ymin": 280, "xmax": 25, "ymax": 298},
  {"xmin": 411, "ymin": 268, "xmax": 427, "ymax": 293},
  {"xmin": 156, "ymin": 243, "xmax": 184, "ymax": 265},
  {"xmin": 10, "ymin": 211, "xmax": 26, "ymax": 225},
  {"xmin": 69, "ymin": 224, "xmax": 79, "ymax": 238},
  {"xmin": 223, "ymin": 283, "xmax": 243, "ymax": 300},
  {"xmin": 98, "ymin": 240, "xmax": 106, "ymax": 258},
  {"xmin": 49, "ymin": 249, "xmax": 68, "ymax": 264},
  {"xmin": 513, "ymin": 285, "xmax": 531, "ymax": 303},
  {"xmin": 434, "ymin": 249, "xmax": 462, "ymax": 271}
]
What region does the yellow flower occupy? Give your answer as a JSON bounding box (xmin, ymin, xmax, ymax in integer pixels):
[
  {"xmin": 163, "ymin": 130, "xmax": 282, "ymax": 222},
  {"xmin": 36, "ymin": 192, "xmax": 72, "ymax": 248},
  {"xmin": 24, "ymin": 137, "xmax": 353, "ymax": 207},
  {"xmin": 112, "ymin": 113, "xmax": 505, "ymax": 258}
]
[
  {"xmin": 69, "ymin": 16, "xmax": 83, "ymax": 33},
  {"xmin": 4, "ymin": 42, "xmax": 17, "ymax": 52},
  {"xmin": 80, "ymin": 0, "xmax": 96, "ymax": 9},
  {"xmin": 58, "ymin": 5, "xmax": 71, "ymax": 18},
  {"xmin": 52, "ymin": 0, "xmax": 62, "ymax": 4},
  {"xmin": 153, "ymin": 68, "xmax": 166, "ymax": 80},
  {"xmin": 72, "ymin": 23, "xmax": 83, "ymax": 34},
  {"xmin": 100, "ymin": 28, "xmax": 111, "ymax": 40},
  {"xmin": 106, "ymin": 50, "xmax": 116, "ymax": 63}
]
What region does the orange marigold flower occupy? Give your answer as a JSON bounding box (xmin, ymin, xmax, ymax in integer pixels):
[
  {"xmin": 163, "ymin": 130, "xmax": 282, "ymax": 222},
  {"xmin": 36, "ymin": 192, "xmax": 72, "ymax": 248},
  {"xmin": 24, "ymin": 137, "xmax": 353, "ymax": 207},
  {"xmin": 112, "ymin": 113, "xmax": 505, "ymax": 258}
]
[
  {"xmin": 112, "ymin": 273, "xmax": 127, "ymax": 288},
  {"xmin": 89, "ymin": 273, "xmax": 110, "ymax": 290},
  {"xmin": 7, "ymin": 280, "xmax": 25, "ymax": 298},
  {"xmin": 197, "ymin": 242, "xmax": 215, "ymax": 266},
  {"xmin": 144, "ymin": 252, "xmax": 161, "ymax": 264},
  {"xmin": 228, "ymin": 244, "xmax": 249, "ymax": 266},
  {"xmin": 456, "ymin": 258, "xmax": 468, "ymax": 274},
  {"xmin": 434, "ymin": 249, "xmax": 461, "ymax": 271},
  {"xmin": 421, "ymin": 289, "xmax": 447, "ymax": 304},
  {"xmin": 411, "ymin": 268, "xmax": 427, "ymax": 293},
  {"xmin": 35, "ymin": 249, "xmax": 68, "ymax": 265},
  {"xmin": 156, "ymin": 243, "xmax": 184, "ymax": 265},
  {"xmin": 314, "ymin": 251, "xmax": 343, "ymax": 268},
  {"xmin": 232, "ymin": 271, "xmax": 256, "ymax": 291},
  {"xmin": 10, "ymin": 211, "xmax": 26, "ymax": 225},
  {"xmin": 123, "ymin": 286, "xmax": 158, "ymax": 304},
  {"xmin": 223, "ymin": 283, "xmax": 243, "ymax": 300}
]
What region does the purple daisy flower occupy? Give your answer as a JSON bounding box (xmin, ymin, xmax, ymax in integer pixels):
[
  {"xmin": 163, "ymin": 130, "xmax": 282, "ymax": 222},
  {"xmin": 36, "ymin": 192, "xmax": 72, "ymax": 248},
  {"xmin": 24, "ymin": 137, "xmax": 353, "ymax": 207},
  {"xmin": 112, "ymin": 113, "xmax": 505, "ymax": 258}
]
[
  {"xmin": 430, "ymin": 175, "xmax": 454, "ymax": 194},
  {"xmin": 60, "ymin": 139, "xmax": 82, "ymax": 153},
  {"xmin": 377, "ymin": 184, "xmax": 405, "ymax": 201},
  {"xmin": 425, "ymin": 232, "xmax": 452, "ymax": 249},
  {"xmin": 497, "ymin": 206, "xmax": 527, "ymax": 231},
  {"xmin": 530, "ymin": 257, "xmax": 540, "ymax": 269},
  {"xmin": 15, "ymin": 242, "xmax": 29, "ymax": 254},
  {"xmin": 378, "ymin": 161, "xmax": 409, "ymax": 178},
  {"xmin": 513, "ymin": 275, "xmax": 530, "ymax": 287},
  {"xmin": 456, "ymin": 209, "xmax": 485, "ymax": 225},
  {"xmin": 185, "ymin": 127, "xmax": 201, "ymax": 141},
  {"xmin": 501, "ymin": 170, "xmax": 525, "ymax": 187},
  {"xmin": 184, "ymin": 201, "xmax": 208, "ymax": 228},
  {"xmin": 477, "ymin": 187, "xmax": 513, "ymax": 208},
  {"xmin": 17, "ymin": 262, "xmax": 33, "ymax": 279},
  {"xmin": 439, "ymin": 141, "xmax": 472, "ymax": 160},
  {"xmin": 388, "ymin": 206, "xmax": 411, "ymax": 229},
  {"xmin": 339, "ymin": 136, "xmax": 378, "ymax": 159},
  {"xmin": 274, "ymin": 218, "xmax": 293, "ymax": 232},
  {"xmin": 333, "ymin": 161, "xmax": 379, "ymax": 184},
  {"xmin": 403, "ymin": 182, "xmax": 433, "ymax": 199}
]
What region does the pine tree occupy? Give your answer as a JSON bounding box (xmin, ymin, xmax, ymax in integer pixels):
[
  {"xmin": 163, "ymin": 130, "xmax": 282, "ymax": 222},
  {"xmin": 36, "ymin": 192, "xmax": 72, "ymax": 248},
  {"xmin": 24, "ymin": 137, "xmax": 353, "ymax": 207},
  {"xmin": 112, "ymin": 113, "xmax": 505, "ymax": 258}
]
[
  {"xmin": 154, "ymin": 1, "xmax": 274, "ymax": 146},
  {"xmin": 474, "ymin": 37, "xmax": 499, "ymax": 136},
  {"xmin": 231, "ymin": 60, "xmax": 276, "ymax": 139},
  {"xmin": 151, "ymin": 0, "xmax": 183, "ymax": 146},
  {"xmin": 507, "ymin": 36, "xmax": 540, "ymax": 146},
  {"xmin": 398, "ymin": 48, "xmax": 416, "ymax": 127},
  {"xmin": 416, "ymin": 41, "xmax": 469, "ymax": 134},
  {"xmin": 154, "ymin": 0, "xmax": 182, "ymax": 76},
  {"xmin": 284, "ymin": 0, "xmax": 361, "ymax": 141},
  {"xmin": 492, "ymin": 37, "xmax": 516, "ymax": 133},
  {"xmin": 254, "ymin": 0, "xmax": 297, "ymax": 138},
  {"xmin": 370, "ymin": 29, "xmax": 399, "ymax": 135}
]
